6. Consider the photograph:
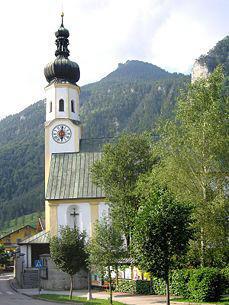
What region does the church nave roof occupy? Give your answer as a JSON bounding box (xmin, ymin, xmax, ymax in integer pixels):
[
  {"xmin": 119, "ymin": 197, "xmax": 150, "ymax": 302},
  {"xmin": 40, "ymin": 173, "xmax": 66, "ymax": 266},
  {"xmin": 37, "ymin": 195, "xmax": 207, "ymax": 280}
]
[{"xmin": 46, "ymin": 152, "xmax": 105, "ymax": 200}]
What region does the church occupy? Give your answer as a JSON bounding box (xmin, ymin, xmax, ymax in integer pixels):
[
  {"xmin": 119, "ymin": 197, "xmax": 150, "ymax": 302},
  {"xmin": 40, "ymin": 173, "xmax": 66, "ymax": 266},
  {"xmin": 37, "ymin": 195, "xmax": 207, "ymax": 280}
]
[
  {"xmin": 16, "ymin": 14, "xmax": 109, "ymax": 289},
  {"xmin": 43, "ymin": 13, "xmax": 109, "ymax": 238}
]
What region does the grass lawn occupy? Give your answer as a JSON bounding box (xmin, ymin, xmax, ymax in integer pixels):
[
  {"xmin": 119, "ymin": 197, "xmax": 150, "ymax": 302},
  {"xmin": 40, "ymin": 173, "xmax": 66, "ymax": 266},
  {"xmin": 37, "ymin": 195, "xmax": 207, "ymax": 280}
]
[
  {"xmin": 171, "ymin": 296, "xmax": 229, "ymax": 305},
  {"xmin": 35, "ymin": 294, "xmax": 127, "ymax": 305}
]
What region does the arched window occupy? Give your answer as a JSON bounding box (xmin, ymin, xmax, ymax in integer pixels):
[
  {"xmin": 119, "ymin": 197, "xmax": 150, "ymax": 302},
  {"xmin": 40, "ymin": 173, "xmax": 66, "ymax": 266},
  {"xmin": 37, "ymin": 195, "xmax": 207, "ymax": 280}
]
[
  {"xmin": 67, "ymin": 206, "xmax": 80, "ymax": 229},
  {"xmin": 71, "ymin": 100, "xmax": 75, "ymax": 113},
  {"xmin": 49, "ymin": 101, "xmax": 52, "ymax": 113},
  {"xmin": 59, "ymin": 99, "xmax": 64, "ymax": 112}
]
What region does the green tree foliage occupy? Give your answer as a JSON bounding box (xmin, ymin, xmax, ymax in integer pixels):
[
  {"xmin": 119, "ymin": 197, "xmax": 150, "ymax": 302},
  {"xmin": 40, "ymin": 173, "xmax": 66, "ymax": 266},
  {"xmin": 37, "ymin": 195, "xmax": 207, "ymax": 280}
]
[
  {"xmin": 188, "ymin": 268, "xmax": 223, "ymax": 302},
  {"xmin": 0, "ymin": 100, "xmax": 45, "ymax": 229},
  {"xmin": 198, "ymin": 36, "xmax": 229, "ymax": 95},
  {"xmin": 81, "ymin": 61, "xmax": 189, "ymax": 138},
  {"xmin": 92, "ymin": 133, "xmax": 154, "ymax": 251},
  {"xmin": 154, "ymin": 66, "xmax": 229, "ymax": 267},
  {"xmin": 0, "ymin": 244, "xmax": 10, "ymax": 266},
  {"xmin": 198, "ymin": 36, "xmax": 229, "ymax": 75},
  {"xmin": 0, "ymin": 61, "xmax": 188, "ymax": 230},
  {"xmin": 87, "ymin": 218, "xmax": 125, "ymax": 305},
  {"xmin": 133, "ymin": 181, "xmax": 193, "ymax": 305},
  {"xmin": 49, "ymin": 226, "xmax": 87, "ymax": 299}
]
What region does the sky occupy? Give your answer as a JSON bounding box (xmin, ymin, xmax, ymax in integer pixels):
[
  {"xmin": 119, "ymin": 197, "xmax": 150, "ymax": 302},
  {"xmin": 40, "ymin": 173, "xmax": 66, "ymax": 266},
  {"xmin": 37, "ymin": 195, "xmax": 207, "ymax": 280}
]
[{"xmin": 0, "ymin": 0, "xmax": 228, "ymax": 119}]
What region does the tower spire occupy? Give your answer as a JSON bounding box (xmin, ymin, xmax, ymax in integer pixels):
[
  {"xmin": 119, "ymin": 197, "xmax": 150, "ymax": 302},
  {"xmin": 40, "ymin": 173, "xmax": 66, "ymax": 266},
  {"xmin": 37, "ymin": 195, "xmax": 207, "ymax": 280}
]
[
  {"xmin": 44, "ymin": 13, "xmax": 80, "ymax": 84},
  {"xmin": 61, "ymin": 11, "xmax": 64, "ymax": 27}
]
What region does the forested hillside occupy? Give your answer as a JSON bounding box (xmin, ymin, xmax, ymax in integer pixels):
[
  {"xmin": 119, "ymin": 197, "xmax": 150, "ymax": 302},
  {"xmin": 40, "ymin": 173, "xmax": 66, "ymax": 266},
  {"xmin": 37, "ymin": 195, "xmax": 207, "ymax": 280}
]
[
  {"xmin": 0, "ymin": 35, "xmax": 227, "ymax": 231},
  {"xmin": 198, "ymin": 36, "xmax": 229, "ymax": 74},
  {"xmin": 0, "ymin": 101, "xmax": 45, "ymax": 229},
  {"xmin": 80, "ymin": 60, "xmax": 189, "ymax": 137}
]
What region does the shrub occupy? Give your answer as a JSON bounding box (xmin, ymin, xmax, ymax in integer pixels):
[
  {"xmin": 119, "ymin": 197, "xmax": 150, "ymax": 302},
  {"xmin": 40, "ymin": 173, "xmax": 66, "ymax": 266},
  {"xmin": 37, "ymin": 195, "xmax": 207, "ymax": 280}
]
[
  {"xmin": 152, "ymin": 276, "xmax": 166, "ymax": 295},
  {"xmin": 116, "ymin": 268, "xmax": 227, "ymax": 298},
  {"xmin": 221, "ymin": 267, "xmax": 229, "ymax": 294},
  {"xmin": 170, "ymin": 269, "xmax": 190, "ymax": 297},
  {"xmin": 115, "ymin": 280, "xmax": 136, "ymax": 293},
  {"xmin": 115, "ymin": 280, "xmax": 152, "ymax": 294},
  {"xmin": 136, "ymin": 280, "xmax": 151, "ymax": 294},
  {"xmin": 188, "ymin": 267, "xmax": 222, "ymax": 302}
]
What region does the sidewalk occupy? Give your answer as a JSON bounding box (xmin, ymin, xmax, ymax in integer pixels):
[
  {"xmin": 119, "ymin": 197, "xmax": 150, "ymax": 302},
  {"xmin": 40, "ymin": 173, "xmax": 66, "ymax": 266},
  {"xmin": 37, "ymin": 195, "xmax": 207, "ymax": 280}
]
[{"xmin": 16, "ymin": 287, "xmax": 167, "ymax": 305}]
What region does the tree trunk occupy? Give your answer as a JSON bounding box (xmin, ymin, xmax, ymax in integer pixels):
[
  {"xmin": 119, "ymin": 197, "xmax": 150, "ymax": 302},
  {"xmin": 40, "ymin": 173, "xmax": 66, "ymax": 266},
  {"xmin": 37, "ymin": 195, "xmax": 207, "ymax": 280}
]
[
  {"xmin": 200, "ymin": 226, "xmax": 205, "ymax": 266},
  {"xmin": 149, "ymin": 272, "xmax": 153, "ymax": 294},
  {"xmin": 115, "ymin": 265, "xmax": 119, "ymax": 288},
  {"xmin": 69, "ymin": 275, "xmax": 73, "ymax": 300},
  {"xmin": 165, "ymin": 275, "xmax": 170, "ymax": 305},
  {"xmin": 108, "ymin": 266, "xmax": 113, "ymax": 305},
  {"xmin": 200, "ymin": 183, "xmax": 207, "ymax": 266},
  {"xmin": 87, "ymin": 270, "xmax": 92, "ymax": 300}
]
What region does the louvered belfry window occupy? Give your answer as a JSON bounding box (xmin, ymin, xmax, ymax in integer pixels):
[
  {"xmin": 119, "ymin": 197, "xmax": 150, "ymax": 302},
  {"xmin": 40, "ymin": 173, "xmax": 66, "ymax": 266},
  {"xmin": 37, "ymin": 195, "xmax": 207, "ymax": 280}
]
[
  {"xmin": 71, "ymin": 100, "xmax": 75, "ymax": 113},
  {"xmin": 59, "ymin": 99, "xmax": 64, "ymax": 111}
]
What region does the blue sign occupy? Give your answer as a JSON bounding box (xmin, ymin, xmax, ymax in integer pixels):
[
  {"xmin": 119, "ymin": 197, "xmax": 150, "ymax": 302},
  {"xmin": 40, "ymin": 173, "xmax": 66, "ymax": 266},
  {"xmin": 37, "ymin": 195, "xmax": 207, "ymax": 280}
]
[{"xmin": 34, "ymin": 260, "xmax": 43, "ymax": 268}]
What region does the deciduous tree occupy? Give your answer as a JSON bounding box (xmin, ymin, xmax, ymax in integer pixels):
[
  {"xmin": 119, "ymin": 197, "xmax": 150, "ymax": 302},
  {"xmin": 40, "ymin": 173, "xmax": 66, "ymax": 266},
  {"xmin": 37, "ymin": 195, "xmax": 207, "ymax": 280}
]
[
  {"xmin": 49, "ymin": 226, "xmax": 87, "ymax": 300},
  {"xmin": 133, "ymin": 179, "xmax": 193, "ymax": 305},
  {"xmin": 154, "ymin": 66, "xmax": 229, "ymax": 266},
  {"xmin": 92, "ymin": 133, "xmax": 154, "ymax": 253},
  {"xmin": 87, "ymin": 217, "xmax": 125, "ymax": 305}
]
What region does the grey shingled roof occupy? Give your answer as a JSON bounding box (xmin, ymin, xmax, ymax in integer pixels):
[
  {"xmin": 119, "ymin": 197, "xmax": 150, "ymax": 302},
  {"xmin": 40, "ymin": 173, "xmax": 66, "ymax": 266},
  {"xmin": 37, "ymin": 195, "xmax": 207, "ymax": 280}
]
[
  {"xmin": 46, "ymin": 152, "xmax": 105, "ymax": 200},
  {"xmin": 19, "ymin": 230, "xmax": 49, "ymax": 245}
]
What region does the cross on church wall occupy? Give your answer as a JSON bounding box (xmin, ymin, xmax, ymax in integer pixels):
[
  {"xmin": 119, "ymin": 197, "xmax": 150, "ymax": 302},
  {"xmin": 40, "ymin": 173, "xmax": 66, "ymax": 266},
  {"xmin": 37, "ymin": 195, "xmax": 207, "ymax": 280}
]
[{"xmin": 70, "ymin": 207, "xmax": 79, "ymax": 228}]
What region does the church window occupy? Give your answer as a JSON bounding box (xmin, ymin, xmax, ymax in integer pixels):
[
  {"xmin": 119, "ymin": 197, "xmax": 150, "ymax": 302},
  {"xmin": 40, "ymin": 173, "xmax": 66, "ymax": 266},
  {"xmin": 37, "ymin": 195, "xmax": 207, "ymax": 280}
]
[
  {"xmin": 49, "ymin": 101, "xmax": 52, "ymax": 113},
  {"xmin": 59, "ymin": 99, "xmax": 64, "ymax": 112},
  {"xmin": 71, "ymin": 100, "xmax": 75, "ymax": 113},
  {"xmin": 67, "ymin": 206, "xmax": 80, "ymax": 229}
]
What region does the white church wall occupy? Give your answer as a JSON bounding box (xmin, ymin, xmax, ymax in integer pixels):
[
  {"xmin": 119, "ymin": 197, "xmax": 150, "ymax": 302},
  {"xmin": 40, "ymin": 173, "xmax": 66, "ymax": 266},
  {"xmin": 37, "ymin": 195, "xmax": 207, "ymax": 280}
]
[
  {"xmin": 45, "ymin": 86, "xmax": 56, "ymax": 122},
  {"xmin": 69, "ymin": 87, "xmax": 80, "ymax": 121},
  {"xmin": 57, "ymin": 203, "xmax": 91, "ymax": 236},
  {"xmin": 98, "ymin": 202, "xmax": 109, "ymax": 219}
]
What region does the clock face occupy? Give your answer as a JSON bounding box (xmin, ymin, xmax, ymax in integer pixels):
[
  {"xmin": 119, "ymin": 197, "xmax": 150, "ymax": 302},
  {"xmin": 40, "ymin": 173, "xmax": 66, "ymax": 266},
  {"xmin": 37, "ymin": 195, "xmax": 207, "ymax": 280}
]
[{"xmin": 52, "ymin": 124, "xmax": 72, "ymax": 144}]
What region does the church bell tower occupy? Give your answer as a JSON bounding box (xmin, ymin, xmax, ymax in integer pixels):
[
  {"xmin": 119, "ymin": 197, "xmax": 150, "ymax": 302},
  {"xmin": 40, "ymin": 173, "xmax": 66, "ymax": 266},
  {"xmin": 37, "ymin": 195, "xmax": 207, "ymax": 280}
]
[{"xmin": 44, "ymin": 13, "xmax": 81, "ymax": 188}]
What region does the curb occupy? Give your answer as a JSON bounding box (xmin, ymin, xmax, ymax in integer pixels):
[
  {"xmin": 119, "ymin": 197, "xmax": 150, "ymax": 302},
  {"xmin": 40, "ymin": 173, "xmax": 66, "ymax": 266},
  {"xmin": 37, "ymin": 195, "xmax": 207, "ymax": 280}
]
[
  {"xmin": 9, "ymin": 278, "xmax": 41, "ymax": 298},
  {"xmin": 9, "ymin": 279, "xmax": 19, "ymax": 293},
  {"xmin": 34, "ymin": 296, "xmax": 84, "ymax": 304}
]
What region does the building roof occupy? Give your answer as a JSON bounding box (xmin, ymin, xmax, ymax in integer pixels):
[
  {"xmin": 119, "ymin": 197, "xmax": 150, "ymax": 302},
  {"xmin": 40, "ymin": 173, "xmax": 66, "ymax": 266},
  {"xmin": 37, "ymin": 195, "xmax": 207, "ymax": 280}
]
[
  {"xmin": 19, "ymin": 230, "xmax": 49, "ymax": 245},
  {"xmin": 0, "ymin": 225, "xmax": 36, "ymax": 240},
  {"xmin": 46, "ymin": 152, "xmax": 105, "ymax": 200}
]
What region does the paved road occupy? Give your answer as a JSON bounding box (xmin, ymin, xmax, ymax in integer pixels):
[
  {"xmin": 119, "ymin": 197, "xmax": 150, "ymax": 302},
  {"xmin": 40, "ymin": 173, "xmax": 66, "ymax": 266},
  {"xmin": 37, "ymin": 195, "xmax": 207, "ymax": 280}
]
[
  {"xmin": 0, "ymin": 273, "xmax": 167, "ymax": 305},
  {"xmin": 0, "ymin": 273, "xmax": 67, "ymax": 305}
]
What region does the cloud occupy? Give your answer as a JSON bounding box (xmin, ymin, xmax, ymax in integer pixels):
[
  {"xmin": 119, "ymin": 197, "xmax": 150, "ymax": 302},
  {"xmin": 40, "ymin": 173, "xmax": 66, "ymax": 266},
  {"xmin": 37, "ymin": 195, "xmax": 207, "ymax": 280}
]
[{"xmin": 0, "ymin": 0, "xmax": 228, "ymax": 119}]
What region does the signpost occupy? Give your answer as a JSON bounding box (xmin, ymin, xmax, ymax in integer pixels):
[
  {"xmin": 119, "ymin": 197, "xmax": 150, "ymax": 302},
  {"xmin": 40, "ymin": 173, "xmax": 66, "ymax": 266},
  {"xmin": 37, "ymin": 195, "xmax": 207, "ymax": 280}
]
[
  {"xmin": 34, "ymin": 260, "xmax": 43, "ymax": 294},
  {"xmin": 35, "ymin": 260, "xmax": 43, "ymax": 269}
]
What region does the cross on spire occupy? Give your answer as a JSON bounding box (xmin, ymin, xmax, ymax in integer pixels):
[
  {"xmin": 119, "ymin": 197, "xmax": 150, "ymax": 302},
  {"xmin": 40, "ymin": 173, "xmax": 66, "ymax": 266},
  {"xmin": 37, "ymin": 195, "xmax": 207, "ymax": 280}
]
[{"xmin": 61, "ymin": 11, "xmax": 64, "ymax": 26}]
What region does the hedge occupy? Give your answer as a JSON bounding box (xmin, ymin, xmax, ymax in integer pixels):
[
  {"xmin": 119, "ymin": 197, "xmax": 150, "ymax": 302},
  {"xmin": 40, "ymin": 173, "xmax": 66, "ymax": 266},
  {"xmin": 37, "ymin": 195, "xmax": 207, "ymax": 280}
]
[
  {"xmin": 115, "ymin": 280, "xmax": 151, "ymax": 294},
  {"xmin": 115, "ymin": 267, "xmax": 227, "ymax": 301},
  {"xmin": 188, "ymin": 268, "xmax": 223, "ymax": 302},
  {"xmin": 221, "ymin": 266, "xmax": 229, "ymax": 294}
]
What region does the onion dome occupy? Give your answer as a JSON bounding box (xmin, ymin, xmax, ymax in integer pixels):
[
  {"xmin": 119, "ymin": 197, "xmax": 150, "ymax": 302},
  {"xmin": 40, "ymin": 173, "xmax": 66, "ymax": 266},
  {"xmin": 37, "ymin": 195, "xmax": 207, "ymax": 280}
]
[{"xmin": 44, "ymin": 13, "xmax": 80, "ymax": 84}]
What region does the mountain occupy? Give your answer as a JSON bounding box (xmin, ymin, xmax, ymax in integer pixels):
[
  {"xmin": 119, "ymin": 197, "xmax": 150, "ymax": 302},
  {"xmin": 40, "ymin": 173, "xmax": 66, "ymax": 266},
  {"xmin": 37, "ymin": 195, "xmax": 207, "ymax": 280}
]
[
  {"xmin": 80, "ymin": 60, "xmax": 189, "ymax": 138},
  {"xmin": 0, "ymin": 33, "xmax": 228, "ymax": 230},
  {"xmin": 192, "ymin": 36, "xmax": 229, "ymax": 91},
  {"xmin": 101, "ymin": 60, "xmax": 172, "ymax": 82},
  {"xmin": 0, "ymin": 101, "xmax": 45, "ymax": 229},
  {"xmin": 198, "ymin": 36, "xmax": 229, "ymax": 74},
  {"xmin": 0, "ymin": 60, "xmax": 189, "ymax": 230}
]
